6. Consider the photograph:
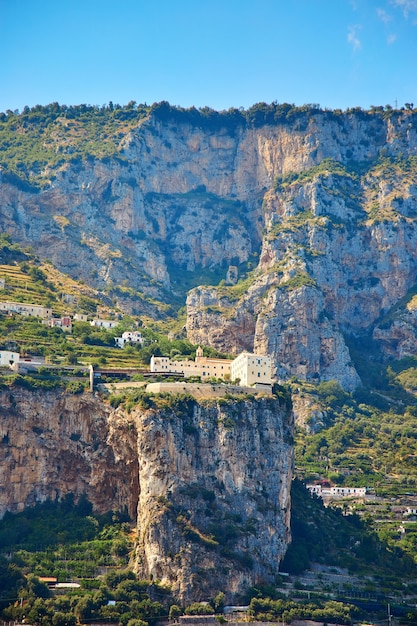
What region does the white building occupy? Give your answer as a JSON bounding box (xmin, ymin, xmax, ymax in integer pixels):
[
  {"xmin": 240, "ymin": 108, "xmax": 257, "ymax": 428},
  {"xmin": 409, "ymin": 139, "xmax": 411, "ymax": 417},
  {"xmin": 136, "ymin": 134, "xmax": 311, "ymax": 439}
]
[
  {"xmin": 90, "ymin": 319, "xmax": 118, "ymax": 329},
  {"xmin": 230, "ymin": 352, "xmax": 272, "ymax": 386},
  {"xmin": 0, "ymin": 301, "xmax": 52, "ymax": 319},
  {"xmin": 151, "ymin": 346, "xmax": 233, "ymax": 380},
  {"xmin": 115, "ymin": 331, "xmax": 145, "ymax": 348},
  {"xmin": 151, "ymin": 347, "xmax": 272, "ymax": 387},
  {"xmin": 307, "ymin": 484, "xmax": 367, "ymax": 499},
  {"xmin": 74, "ymin": 313, "xmax": 89, "ymax": 323},
  {"xmin": 0, "ymin": 350, "xmax": 20, "ymax": 368},
  {"xmin": 405, "ymin": 507, "xmax": 417, "ymax": 516}
]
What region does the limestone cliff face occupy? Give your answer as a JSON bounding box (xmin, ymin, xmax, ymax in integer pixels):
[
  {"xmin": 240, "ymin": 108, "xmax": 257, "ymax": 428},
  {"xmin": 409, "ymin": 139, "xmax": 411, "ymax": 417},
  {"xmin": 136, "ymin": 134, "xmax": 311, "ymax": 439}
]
[
  {"xmin": 0, "ymin": 388, "xmax": 139, "ymax": 519},
  {"xmin": 1, "ymin": 107, "xmax": 417, "ymax": 385},
  {"xmin": 186, "ymin": 112, "xmax": 417, "ymax": 389},
  {"xmin": 133, "ymin": 394, "xmax": 293, "ymax": 602},
  {"xmin": 372, "ymin": 294, "xmax": 417, "ymax": 359},
  {"xmin": 0, "ymin": 387, "xmax": 293, "ymax": 602}
]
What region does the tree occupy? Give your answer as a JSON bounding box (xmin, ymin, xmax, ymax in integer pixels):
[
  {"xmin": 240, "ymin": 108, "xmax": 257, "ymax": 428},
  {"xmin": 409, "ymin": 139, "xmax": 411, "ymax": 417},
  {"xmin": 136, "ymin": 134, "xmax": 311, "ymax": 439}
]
[
  {"xmin": 26, "ymin": 574, "xmax": 51, "ymax": 599},
  {"xmin": 26, "ymin": 598, "xmax": 50, "ymax": 625},
  {"xmin": 212, "ymin": 592, "xmax": 225, "ymax": 613},
  {"xmin": 185, "ymin": 603, "xmax": 213, "ymax": 615},
  {"xmin": 52, "ymin": 612, "xmax": 77, "ymax": 626},
  {"xmin": 169, "ymin": 605, "xmax": 182, "ymax": 620},
  {"xmin": 112, "ymin": 538, "xmax": 130, "ymax": 557},
  {"xmin": 74, "ymin": 596, "xmax": 95, "ymax": 621}
]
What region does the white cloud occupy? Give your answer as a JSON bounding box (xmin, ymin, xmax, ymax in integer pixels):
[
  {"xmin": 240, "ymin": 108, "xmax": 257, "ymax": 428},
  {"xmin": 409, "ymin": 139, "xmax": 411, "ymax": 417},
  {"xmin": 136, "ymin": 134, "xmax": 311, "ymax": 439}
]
[
  {"xmin": 377, "ymin": 7, "xmax": 393, "ymax": 23},
  {"xmin": 390, "ymin": 0, "xmax": 417, "ymax": 19},
  {"xmin": 347, "ymin": 24, "xmax": 362, "ymax": 51},
  {"xmin": 387, "ymin": 33, "xmax": 397, "ymax": 43}
]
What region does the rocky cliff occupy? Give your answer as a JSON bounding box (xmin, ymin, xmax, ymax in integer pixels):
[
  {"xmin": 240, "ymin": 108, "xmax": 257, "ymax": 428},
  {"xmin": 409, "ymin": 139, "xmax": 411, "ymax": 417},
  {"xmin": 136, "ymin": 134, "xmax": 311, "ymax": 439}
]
[
  {"xmin": 1, "ymin": 104, "xmax": 417, "ymax": 387},
  {"xmin": 0, "ymin": 387, "xmax": 293, "ymax": 602},
  {"xmin": 0, "ymin": 388, "xmax": 139, "ymax": 519}
]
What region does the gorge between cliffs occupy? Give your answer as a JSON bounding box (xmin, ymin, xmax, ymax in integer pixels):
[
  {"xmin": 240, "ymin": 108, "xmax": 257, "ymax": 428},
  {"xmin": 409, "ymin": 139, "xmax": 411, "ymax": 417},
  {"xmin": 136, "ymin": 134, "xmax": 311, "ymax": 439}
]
[{"xmin": 0, "ymin": 387, "xmax": 293, "ymax": 602}]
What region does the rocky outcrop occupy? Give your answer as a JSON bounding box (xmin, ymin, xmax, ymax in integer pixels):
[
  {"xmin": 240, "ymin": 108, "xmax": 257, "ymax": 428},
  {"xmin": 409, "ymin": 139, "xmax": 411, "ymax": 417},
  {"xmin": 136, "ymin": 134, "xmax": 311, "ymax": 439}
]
[
  {"xmin": 0, "ymin": 387, "xmax": 293, "ymax": 602},
  {"xmin": 372, "ymin": 294, "xmax": 417, "ymax": 359},
  {"xmin": 133, "ymin": 393, "xmax": 293, "ymax": 602}
]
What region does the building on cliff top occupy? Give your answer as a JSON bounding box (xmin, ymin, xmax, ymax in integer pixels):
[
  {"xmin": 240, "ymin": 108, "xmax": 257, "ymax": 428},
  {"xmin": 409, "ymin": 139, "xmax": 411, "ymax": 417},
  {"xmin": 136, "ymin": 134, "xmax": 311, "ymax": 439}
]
[
  {"xmin": 150, "ymin": 347, "xmax": 273, "ymax": 386},
  {"xmin": 151, "ymin": 346, "xmax": 233, "ymax": 380},
  {"xmin": 231, "ymin": 352, "xmax": 272, "ymax": 386}
]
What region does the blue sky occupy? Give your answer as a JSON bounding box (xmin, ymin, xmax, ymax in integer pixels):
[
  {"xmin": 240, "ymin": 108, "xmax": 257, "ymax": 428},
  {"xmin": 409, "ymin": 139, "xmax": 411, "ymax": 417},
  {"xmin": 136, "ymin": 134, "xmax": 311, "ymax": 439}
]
[{"xmin": 1, "ymin": 0, "xmax": 416, "ymax": 113}]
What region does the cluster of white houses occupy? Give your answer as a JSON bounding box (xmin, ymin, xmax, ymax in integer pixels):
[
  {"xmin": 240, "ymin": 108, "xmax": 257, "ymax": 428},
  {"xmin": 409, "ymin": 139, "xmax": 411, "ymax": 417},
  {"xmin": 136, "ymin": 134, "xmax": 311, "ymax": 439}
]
[
  {"xmin": 150, "ymin": 347, "xmax": 273, "ymax": 386},
  {"xmin": 0, "ymin": 300, "xmax": 145, "ymax": 348}
]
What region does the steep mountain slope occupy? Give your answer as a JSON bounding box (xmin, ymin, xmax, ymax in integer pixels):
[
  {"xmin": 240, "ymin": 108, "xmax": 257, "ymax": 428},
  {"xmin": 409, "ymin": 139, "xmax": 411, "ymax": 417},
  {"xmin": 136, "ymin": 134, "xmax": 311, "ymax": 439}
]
[{"xmin": 1, "ymin": 103, "xmax": 417, "ymax": 387}]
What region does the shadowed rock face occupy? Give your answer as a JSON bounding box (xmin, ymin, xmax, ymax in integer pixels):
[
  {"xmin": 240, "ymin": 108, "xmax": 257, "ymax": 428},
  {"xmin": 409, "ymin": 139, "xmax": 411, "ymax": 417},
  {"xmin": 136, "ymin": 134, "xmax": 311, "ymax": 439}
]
[
  {"xmin": 0, "ymin": 389, "xmax": 139, "ymax": 520},
  {"xmin": 0, "ymin": 388, "xmax": 293, "ymax": 602},
  {"xmin": 1, "ymin": 109, "xmax": 417, "ymax": 387}
]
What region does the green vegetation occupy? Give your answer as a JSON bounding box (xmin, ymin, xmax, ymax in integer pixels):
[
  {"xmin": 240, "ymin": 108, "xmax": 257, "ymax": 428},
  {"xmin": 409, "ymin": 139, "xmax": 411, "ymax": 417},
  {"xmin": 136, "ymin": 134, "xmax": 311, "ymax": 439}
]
[
  {"xmin": 0, "ymin": 500, "xmax": 230, "ymax": 624},
  {"xmin": 283, "ymin": 479, "xmax": 415, "ymax": 577},
  {"xmin": 295, "ymin": 376, "xmax": 417, "ymax": 486},
  {"xmin": 293, "ymin": 354, "xmax": 417, "ymax": 584},
  {"xmin": 3, "ymin": 102, "xmax": 414, "ymax": 190},
  {"xmin": 2, "ymin": 489, "xmax": 415, "ymax": 625},
  {"xmin": 0, "ymin": 102, "xmax": 150, "ymax": 187},
  {"xmin": 215, "ymin": 271, "xmax": 257, "ymax": 302},
  {"xmin": 278, "ymin": 272, "xmax": 317, "ymax": 291},
  {"xmin": 0, "ymin": 234, "xmax": 101, "ymax": 316},
  {"xmin": 108, "ymin": 390, "xmax": 196, "ymax": 414},
  {"xmin": 248, "ymin": 596, "xmax": 359, "ymax": 625},
  {"xmin": 0, "ymin": 508, "xmax": 169, "ymax": 625},
  {"xmin": 363, "ymin": 155, "xmax": 417, "ymax": 224},
  {"xmin": 267, "ymin": 210, "xmax": 317, "ymax": 238},
  {"xmin": 274, "ymin": 158, "xmax": 356, "ymax": 192}
]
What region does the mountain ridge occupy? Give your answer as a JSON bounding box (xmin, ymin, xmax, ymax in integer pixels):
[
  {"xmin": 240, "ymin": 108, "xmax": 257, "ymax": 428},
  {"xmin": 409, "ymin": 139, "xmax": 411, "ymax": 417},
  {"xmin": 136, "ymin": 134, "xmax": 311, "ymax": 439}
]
[{"xmin": 1, "ymin": 103, "xmax": 417, "ymax": 388}]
